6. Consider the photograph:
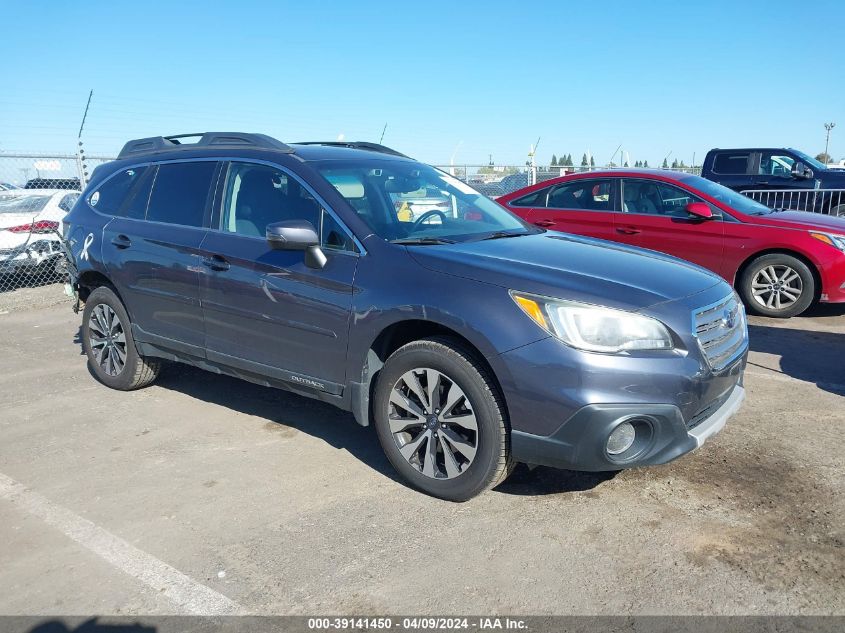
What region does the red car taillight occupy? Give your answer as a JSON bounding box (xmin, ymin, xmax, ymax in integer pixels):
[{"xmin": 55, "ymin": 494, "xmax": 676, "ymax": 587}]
[{"xmin": 6, "ymin": 220, "xmax": 59, "ymax": 234}]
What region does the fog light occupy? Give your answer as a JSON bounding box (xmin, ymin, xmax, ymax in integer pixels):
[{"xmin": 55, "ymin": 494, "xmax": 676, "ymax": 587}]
[{"xmin": 606, "ymin": 422, "xmax": 636, "ymax": 455}]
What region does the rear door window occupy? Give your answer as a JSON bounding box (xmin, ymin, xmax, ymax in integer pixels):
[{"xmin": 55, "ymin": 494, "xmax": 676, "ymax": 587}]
[
  {"xmin": 712, "ymin": 152, "xmax": 750, "ymax": 175},
  {"xmin": 547, "ymin": 179, "xmax": 614, "ymax": 211},
  {"xmin": 146, "ymin": 161, "xmax": 217, "ymax": 227}
]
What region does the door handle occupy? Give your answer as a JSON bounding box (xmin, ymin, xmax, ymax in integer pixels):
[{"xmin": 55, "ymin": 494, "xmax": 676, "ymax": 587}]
[
  {"xmin": 533, "ymin": 220, "xmax": 556, "ymax": 228},
  {"xmin": 111, "ymin": 234, "xmax": 131, "ymax": 249},
  {"xmin": 201, "ymin": 255, "xmax": 230, "ymax": 272},
  {"xmin": 616, "ymin": 226, "xmax": 642, "ymax": 235}
]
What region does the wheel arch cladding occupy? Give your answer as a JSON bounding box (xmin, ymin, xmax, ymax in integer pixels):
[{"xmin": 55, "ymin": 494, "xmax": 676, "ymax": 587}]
[
  {"xmin": 349, "ymin": 319, "xmax": 509, "ymax": 428},
  {"xmin": 77, "ymin": 270, "xmax": 131, "ymax": 312},
  {"xmin": 77, "ymin": 269, "xmax": 113, "ymax": 296}
]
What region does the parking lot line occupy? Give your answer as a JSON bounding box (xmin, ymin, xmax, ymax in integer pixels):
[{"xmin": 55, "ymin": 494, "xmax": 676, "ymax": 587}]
[{"xmin": 0, "ymin": 471, "xmax": 244, "ymax": 616}]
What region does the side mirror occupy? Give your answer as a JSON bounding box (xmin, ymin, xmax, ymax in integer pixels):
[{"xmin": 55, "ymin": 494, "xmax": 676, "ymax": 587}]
[
  {"xmin": 266, "ymin": 220, "xmax": 326, "ymax": 269},
  {"xmin": 791, "ymin": 161, "xmax": 813, "ymax": 180},
  {"xmin": 685, "ymin": 201, "xmax": 714, "ymax": 220}
]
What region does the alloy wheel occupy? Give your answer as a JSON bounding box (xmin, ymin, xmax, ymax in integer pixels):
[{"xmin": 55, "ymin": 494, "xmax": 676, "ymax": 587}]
[
  {"xmin": 387, "ymin": 368, "xmax": 478, "ymax": 479},
  {"xmin": 88, "ymin": 304, "xmax": 127, "ymax": 376},
  {"xmin": 751, "ymin": 265, "xmax": 803, "ymax": 311}
]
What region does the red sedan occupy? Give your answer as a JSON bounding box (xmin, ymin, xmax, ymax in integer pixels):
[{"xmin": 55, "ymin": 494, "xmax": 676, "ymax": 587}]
[{"xmin": 499, "ymin": 170, "xmax": 845, "ymax": 317}]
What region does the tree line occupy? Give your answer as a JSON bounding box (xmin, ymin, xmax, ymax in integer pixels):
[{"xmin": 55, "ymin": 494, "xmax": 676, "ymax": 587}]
[{"xmin": 549, "ymin": 153, "xmax": 695, "ymax": 169}]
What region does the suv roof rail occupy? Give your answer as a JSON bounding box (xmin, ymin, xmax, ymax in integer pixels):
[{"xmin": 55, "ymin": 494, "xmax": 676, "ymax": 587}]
[
  {"xmin": 294, "ymin": 141, "xmax": 409, "ymax": 158},
  {"xmin": 117, "ymin": 132, "xmax": 295, "ymax": 160}
]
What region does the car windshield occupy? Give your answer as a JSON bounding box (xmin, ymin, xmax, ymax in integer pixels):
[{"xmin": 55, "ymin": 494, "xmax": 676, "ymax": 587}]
[
  {"xmin": 680, "ymin": 175, "xmax": 773, "ymax": 215},
  {"xmin": 0, "ymin": 194, "xmax": 51, "ymax": 214},
  {"xmin": 315, "ymin": 160, "xmax": 534, "ymax": 243},
  {"xmin": 791, "ymin": 150, "xmax": 826, "ymax": 171}
]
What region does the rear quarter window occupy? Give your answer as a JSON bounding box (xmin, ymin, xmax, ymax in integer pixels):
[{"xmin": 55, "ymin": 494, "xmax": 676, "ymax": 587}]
[
  {"xmin": 509, "ymin": 187, "xmax": 550, "ymax": 207},
  {"xmin": 89, "ymin": 167, "xmax": 150, "ymax": 216}
]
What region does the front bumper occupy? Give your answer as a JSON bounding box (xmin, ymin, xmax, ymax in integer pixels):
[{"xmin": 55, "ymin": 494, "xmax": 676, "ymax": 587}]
[
  {"xmin": 818, "ymin": 252, "xmax": 845, "ymax": 303},
  {"xmin": 511, "ymin": 384, "xmax": 745, "ymax": 471}
]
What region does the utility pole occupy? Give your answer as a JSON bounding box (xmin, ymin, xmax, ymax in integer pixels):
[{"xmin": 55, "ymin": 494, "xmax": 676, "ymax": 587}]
[
  {"xmin": 77, "ymin": 89, "xmax": 93, "ymax": 187},
  {"xmin": 609, "ymin": 143, "xmax": 622, "ymax": 167},
  {"xmin": 528, "ymin": 137, "xmax": 540, "ymax": 185},
  {"xmin": 824, "ymin": 122, "xmax": 836, "ymax": 164},
  {"xmin": 449, "ymin": 141, "xmax": 463, "ymax": 176}
]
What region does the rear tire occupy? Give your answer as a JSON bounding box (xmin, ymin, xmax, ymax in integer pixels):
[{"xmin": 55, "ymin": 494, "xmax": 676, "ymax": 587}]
[
  {"xmin": 82, "ymin": 286, "xmax": 161, "ymax": 390},
  {"xmin": 739, "ymin": 253, "xmax": 815, "ymax": 318},
  {"xmin": 373, "ymin": 336, "xmax": 512, "ymax": 501}
]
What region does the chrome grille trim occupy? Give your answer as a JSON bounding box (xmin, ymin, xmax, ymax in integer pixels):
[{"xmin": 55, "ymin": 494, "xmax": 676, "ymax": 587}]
[{"xmin": 692, "ymin": 294, "xmax": 748, "ymax": 371}]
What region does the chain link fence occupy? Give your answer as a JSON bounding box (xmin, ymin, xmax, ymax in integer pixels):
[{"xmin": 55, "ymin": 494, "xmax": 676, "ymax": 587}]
[
  {"xmin": 1, "ymin": 150, "xmax": 838, "ymax": 313},
  {"xmin": 435, "ymin": 164, "xmax": 703, "ymax": 197},
  {"xmin": 0, "ymin": 153, "xmax": 113, "ymax": 309}
]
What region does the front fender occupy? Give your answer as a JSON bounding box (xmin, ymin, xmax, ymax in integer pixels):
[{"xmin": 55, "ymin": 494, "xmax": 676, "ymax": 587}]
[{"xmin": 344, "ymin": 246, "xmax": 547, "ymax": 425}]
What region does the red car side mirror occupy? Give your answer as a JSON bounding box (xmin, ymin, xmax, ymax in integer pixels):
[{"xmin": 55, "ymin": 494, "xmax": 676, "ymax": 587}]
[{"xmin": 685, "ymin": 202, "xmax": 714, "ymax": 220}]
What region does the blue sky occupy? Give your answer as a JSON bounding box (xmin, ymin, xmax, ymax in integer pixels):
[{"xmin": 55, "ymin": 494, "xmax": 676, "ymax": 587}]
[{"xmin": 1, "ymin": 0, "xmax": 843, "ymax": 165}]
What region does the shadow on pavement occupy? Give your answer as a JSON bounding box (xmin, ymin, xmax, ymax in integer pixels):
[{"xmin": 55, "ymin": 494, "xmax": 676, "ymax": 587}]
[
  {"xmin": 747, "ymin": 321, "xmax": 845, "ymax": 396},
  {"xmin": 154, "ymin": 363, "xmax": 401, "ymax": 483},
  {"xmin": 495, "ymin": 464, "xmax": 616, "ymax": 496},
  {"xmin": 797, "ymin": 302, "xmax": 845, "ymax": 319}
]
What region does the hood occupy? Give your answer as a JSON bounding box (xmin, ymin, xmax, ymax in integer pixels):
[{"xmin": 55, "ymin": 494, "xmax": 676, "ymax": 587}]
[
  {"xmin": 819, "ymin": 170, "xmax": 845, "ymax": 187},
  {"xmin": 407, "ymin": 232, "xmax": 723, "ymax": 312},
  {"xmin": 753, "ymin": 210, "xmax": 845, "ymax": 233}
]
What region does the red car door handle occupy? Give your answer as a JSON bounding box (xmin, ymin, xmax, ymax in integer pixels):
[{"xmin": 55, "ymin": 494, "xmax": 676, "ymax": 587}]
[
  {"xmin": 533, "ymin": 220, "xmax": 555, "ymax": 228},
  {"xmin": 616, "ymin": 226, "xmax": 641, "ymax": 235}
]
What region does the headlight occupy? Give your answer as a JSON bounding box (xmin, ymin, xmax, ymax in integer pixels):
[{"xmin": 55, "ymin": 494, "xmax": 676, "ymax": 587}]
[
  {"xmin": 810, "ymin": 231, "xmax": 845, "ymax": 252},
  {"xmin": 511, "ymin": 291, "xmax": 674, "ymax": 353}
]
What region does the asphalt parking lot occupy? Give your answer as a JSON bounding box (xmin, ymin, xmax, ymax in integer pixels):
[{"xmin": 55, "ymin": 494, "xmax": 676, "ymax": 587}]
[{"xmin": 0, "ymin": 290, "xmax": 843, "ymax": 616}]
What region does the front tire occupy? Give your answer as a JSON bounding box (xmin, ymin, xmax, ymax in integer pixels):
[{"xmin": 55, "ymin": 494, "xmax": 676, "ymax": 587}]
[
  {"xmin": 373, "ymin": 337, "xmax": 512, "ymax": 501},
  {"xmin": 82, "ymin": 286, "xmax": 161, "ymax": 390},
  {"xmin": 739, "ymin": 253, "xmax": 815, "ymax": 318}
]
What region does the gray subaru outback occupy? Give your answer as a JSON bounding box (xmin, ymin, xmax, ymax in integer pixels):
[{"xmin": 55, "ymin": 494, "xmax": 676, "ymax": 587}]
[{"xmin": 63, "ymin": 132, "xmax": 748, "ymax": 500}]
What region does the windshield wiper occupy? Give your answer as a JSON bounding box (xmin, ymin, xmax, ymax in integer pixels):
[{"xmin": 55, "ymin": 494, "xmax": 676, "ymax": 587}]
[
  {"xmin": 477, "ymin": 230, "xmax": 532, "ymax": 241},
  {"xmin": 391, "ymin": 237, "xmax": 456, "ymax": 245}
]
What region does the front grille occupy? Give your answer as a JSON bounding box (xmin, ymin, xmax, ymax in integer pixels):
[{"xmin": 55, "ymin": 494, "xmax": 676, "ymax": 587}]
[{"xmin": 693, "ymin": 294, "xmax": 747, "ymax": 371}]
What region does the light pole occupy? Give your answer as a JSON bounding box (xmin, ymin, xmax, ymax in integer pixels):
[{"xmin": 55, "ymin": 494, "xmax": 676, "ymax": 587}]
[{"xmin": 824, "ymin": 122, "xmax": 836, "ymax": 164}]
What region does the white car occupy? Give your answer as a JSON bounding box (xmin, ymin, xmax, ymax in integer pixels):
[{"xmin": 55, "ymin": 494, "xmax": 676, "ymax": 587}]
[{"xmin": 0, "ymin": 189, "xmax": 80, "ymax": 278}]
